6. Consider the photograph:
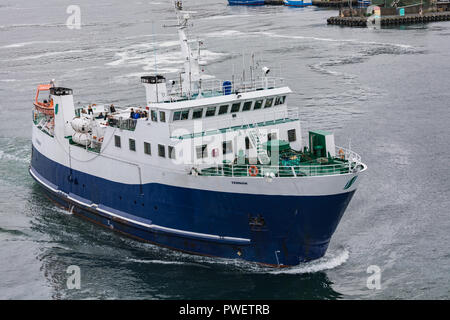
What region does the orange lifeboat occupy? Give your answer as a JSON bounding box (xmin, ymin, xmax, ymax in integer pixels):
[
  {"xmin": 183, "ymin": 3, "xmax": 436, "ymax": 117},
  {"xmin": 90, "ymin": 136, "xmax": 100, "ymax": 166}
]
[{"xmin": 33, "ymin": 84, "xmax": 54, "ymax": 116}]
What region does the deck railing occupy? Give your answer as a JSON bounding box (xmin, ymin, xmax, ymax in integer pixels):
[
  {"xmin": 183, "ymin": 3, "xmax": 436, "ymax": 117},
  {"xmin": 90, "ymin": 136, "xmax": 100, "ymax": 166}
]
[
  {"xmin": 167, "ymin": 76, "xmax": 286, "ymax": 101},
  {"xmin": 195, "ymin": 146, "xmax": 363, "ymax": 178}
]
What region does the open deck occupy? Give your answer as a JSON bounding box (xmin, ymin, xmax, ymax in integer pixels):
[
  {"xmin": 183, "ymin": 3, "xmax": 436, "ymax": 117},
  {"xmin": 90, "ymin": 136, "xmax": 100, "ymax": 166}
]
[{"xmin": 196, "ymin": 146, "xmax": 363, "ymax": 178}]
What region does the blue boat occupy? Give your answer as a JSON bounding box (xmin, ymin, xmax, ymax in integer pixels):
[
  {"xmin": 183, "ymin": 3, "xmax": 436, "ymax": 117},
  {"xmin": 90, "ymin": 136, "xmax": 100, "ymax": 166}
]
[
  {"xmin": 29, "ymin": 1, "xmax": 366, "ymax": 267},
  {"xmin": 228, "ymin": 0, "xmax": 265, "ymax": 5},
  {"xmin": 284, "ymin": 0, "xmax": 312, "ymax": 6},
  {"xmin": 357, "ymin": 0, "xmax": 371, "ymax": 7}
]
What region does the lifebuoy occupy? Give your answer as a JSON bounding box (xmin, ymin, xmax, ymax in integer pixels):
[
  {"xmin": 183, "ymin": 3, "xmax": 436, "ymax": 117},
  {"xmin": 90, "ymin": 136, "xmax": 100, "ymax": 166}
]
[{"xmin": 249, "ymin": 165, "xmax": 259, "ymax": 177}]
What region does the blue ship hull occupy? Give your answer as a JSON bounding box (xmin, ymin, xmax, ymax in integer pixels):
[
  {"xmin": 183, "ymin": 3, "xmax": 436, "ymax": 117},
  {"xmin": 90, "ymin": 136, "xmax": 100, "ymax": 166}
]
[
  {"xmin": 228, "ymin": 0, "xmax": 266, "ymax": 6},
  {"xmin": 30, "ymin": 145, "xmax": 356, "ymax": 267}
]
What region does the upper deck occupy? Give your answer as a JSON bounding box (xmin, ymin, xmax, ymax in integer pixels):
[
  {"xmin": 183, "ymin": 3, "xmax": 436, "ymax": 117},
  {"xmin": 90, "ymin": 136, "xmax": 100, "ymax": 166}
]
[{"xmin": 158, "ymin": 76, "xmax": 288, "ymax": 105}]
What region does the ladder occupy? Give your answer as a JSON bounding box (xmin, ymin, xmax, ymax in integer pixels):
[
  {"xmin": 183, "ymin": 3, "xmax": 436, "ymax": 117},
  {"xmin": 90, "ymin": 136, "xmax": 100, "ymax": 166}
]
[{"xmin": 246, "ymin": 126, "xmax": 271, "ymax": 165}]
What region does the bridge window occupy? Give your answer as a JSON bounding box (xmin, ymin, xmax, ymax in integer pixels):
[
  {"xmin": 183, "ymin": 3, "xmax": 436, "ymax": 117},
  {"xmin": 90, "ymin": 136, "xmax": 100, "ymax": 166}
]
[
  {"xmin": 280, "ymin": 96, "xmax": 286, "ymax": 104},
  {"xmin": 181, "ymin": 110, "xmax": 189, "ymax": 120},
  {"xmin": 151, "ymin": 110, "xmax": 158, "ymax": 122},
  {"xmin": 205, "ymin": 107, "xmax": 216, "ymax": 117},
  {"xmin": 196, "ymin": 145, "xmax": 208, "ymax": 159},
  {"xmin": 173, "ymin": 111, "xmax": 181, "ymax": 121},
  {"xmin": 242, "ymin": 101, "xmax": 252, "ymax": 112},
  {"xmin": 223, "ymin": 141, "xmax": 233, "ymax": 154},
  {"xmin": 231, "ymin": 102, "xmax": 241, "ymax": 113},
  {"xmin": 114, "ymin": 135, "xmax": 121, "ymax": 148},
  {"xmin": 129, "ymin": 138, "xmax": 136, "ymax": 151},
  {"xmin": 192, "ymin": 108, "xmax": 203, "ymax": 119},
  {"xmin": 275, "ymin": 96, "xmax": 281, "ymax": 105},
  {"xmin": 218, "ymin": 104, "xmax": 229, "ymax": 115},
  {"xmin": 159, "ymin": 111, "xmax": 166, "ymax": 122},
  {"xmin": 144, "ymin": 142, "xmax": 151, "ymax": 155},
  {"xmin": 253, "ymin": 100, "xmax": 263, "ymax": 110},
  {"xmin": 158, "ymin": 144, "xmax": 165, "ymax": 158},
  {"xmin": 288, "ymin": 129, "xmax": 296, "ymax": 142},
  {"xmin": 264, "ymin": 98, "xmax": 273, "ymax": 108},
  {"xmin": 168, "ymin": 146, "xmax": 175, "ymax": 159}
]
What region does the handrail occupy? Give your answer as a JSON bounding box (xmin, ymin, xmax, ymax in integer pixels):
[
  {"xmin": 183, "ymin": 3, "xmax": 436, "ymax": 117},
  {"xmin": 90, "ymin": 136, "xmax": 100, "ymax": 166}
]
[
  {"xmin": 166, "ymin": 76, "xmax": 285, "ymax": 102},
  {"xmin": 195, "ymin": 160, "xmax": 362, "ymax": 178},
  {"xmin": 192, "ymin": 146, "xmax": 362, "ymax": 178}
]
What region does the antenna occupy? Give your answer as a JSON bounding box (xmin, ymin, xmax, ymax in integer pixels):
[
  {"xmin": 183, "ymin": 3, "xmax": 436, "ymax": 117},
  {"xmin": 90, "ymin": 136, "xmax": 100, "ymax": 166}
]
[
  {"xmin": 242, "ymin": 51, "xmax": 245, "ymax": 84},
  {"xmin": 152, "ymin": 22, "xmax": 157, "ymax": 75}
]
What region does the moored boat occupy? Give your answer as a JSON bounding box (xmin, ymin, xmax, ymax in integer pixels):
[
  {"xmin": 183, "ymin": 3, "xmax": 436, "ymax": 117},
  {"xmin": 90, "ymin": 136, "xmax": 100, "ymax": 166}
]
[{"xmin": 284, "ymin": 0, "xmax": 313, "ymax": 6}]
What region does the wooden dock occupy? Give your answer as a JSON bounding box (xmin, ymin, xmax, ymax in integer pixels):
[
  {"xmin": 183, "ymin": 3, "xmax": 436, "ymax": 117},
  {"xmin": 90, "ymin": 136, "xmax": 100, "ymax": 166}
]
[{"xmin": 327, "ymin": 11, "xmax": 450, "ymax": 27}]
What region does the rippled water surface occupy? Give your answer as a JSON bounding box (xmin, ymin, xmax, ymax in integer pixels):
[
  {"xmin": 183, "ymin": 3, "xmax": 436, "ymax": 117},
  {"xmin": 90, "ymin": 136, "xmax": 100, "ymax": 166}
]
[{"xmin": 0, "ymin": 0, "xmax": 449, "ymax": 299}]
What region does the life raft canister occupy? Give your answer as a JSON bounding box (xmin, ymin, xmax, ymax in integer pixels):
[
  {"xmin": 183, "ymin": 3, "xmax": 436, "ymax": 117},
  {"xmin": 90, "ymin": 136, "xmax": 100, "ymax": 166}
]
[{"xmin": 249, "ymin": 165, "xmax": 259, "ymax": 177}]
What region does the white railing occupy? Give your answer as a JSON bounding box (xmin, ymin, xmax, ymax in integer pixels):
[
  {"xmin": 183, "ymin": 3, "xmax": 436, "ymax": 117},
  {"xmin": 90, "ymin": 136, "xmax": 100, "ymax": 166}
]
[
  {"xmin": 166, "ymin": 76, "xmax": 285, "ymax": 101},
  {"xmin": 195, "ymin": 161, "xmax": 362, "ymax": 178},
  {"xmin": 335, "ymin": 145, "xmax": 362, "ymax": 165},
  {"xmin": 191, "ymin": 146, "xmax": 363, "ymax": 178}
]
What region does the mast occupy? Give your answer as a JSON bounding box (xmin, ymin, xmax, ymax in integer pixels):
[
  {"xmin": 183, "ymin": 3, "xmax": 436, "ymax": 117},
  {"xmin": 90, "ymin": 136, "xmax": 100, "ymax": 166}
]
[{"xmin": 174, "ymin": 1, "xmax": 201, "ymax": 97}]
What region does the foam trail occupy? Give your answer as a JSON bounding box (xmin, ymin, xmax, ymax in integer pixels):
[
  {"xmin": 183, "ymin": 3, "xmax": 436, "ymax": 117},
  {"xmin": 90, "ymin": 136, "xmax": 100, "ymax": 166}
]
[{"xmin": 268, "ymin": 249, "xmax": 350, "ymax": 275}]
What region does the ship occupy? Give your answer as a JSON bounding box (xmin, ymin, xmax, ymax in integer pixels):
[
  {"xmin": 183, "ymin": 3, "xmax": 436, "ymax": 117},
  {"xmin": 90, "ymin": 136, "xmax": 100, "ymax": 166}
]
[{"xmin": 29, "ymin": 1, "xmax": 367, "ymax": 267}]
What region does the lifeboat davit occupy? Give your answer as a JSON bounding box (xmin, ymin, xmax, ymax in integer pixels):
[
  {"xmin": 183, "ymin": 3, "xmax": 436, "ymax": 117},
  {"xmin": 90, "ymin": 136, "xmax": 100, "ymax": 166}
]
[{"xmin": 34, "ymin": 84, "xmax": 54, "ymax": 116}]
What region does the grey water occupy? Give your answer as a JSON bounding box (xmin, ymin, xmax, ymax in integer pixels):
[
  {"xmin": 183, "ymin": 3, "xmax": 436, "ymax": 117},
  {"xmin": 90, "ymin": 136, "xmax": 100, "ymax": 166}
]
[{"xmin": 0, "ymin": 0, "xmax": 449, "ymax": 299}]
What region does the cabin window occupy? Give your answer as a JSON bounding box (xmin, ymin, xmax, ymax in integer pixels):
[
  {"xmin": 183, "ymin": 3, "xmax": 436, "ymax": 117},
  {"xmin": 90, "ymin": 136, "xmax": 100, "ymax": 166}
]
[
  {"xmin": 144, "ymin": 142, "xmax": 151, "ymax": 155},
  {"xmin": 181, "ymin": 110, "xmax": 189, "ymax": 120},
  {"xmin": 264, "ymin": 98, "xmax": 274, "ymax": 108},
  {"xmin": 245, "ymin": 137, "xmax": 252, "ymax": 149},
  {"xmin": 218, "ymin": 104, "xmax": 229, "ymax": 115},
  {"xmin": 129, "ymin": 138, "xmax": 136, "ymax": 151},
  {"xmin": 253, "ymin": 100, "xmax": 263, "ymax": 110},
  {"xmin": 173, "ymin": 111, "xmax": 181, "ymax": 121},
  {"xmin": 196, "ymin": 145, "xmax": 208, "ymax": 159},
  {"xmin": 223, "ymin": 141, "xmax": 233, "ymax": 154},
  {"xmin": 159, "ymin": 111, "xmax": 166, "ymax": 122},
  {"xmin": 114, "ymin": 135, "xmax": 121, "ymax": 148},
  {"xmin": 288, "ymin": 129, "xmax": 296, "ymax": 142},
  {"xmin": 158, "ymin": 144, "xmax": 165, "ymax": 158},
  {"xmin": 230, "ymin": 102, "xmax": 241, "ymax": 113},
  {"xmin": 280, "ymin": 96, "xmax": 286, "ymax": 104},
  {"xmin": 275, "ymin": 96, "xmax": 282, "ymax": 106},
  {"xmin": 151, "ymin": 110, "xmax": 158, "ymax": 122},
  {"xmin": 168, "ymin": 146, "xmax": 175, "ymax": 159},
  {"xmin": 205, "ymin": 107, "xmax": 216, "ymax": 117},
  {"xmin": 242, "ymin": 101, "xmax": 252, "ymax": 112},
  {"xmin": 268, "ymin": 132, "xmax": 277, "ymax": 141},
  {"xmin": 192, "ymin": 108, "xmax": 203, "ymax": 119}
]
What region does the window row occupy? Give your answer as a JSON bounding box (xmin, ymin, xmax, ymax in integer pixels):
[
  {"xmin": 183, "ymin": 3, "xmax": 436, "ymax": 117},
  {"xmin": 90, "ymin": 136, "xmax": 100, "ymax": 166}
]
[
  {"xmin": 114, "ymin": 135, "xmax": 175, "ymax": 159},
  {"xmin": 113, "ymin": 128, "xmax": 296, "ymax": 160},
  {"xmin": 194, "ymin": 129, "xmax": 296, "ymax": 159},
  {"xmin": 149, "ymin": 110, "xmax": 166, "ymax": 123},
  {"xmin": 173, "ymin": 95, "xmax": 286, "ymax": 122}
]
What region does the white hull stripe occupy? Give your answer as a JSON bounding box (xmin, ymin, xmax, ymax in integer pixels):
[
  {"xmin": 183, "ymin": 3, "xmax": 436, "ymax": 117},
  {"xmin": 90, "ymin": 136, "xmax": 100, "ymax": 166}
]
[{"xmin": 29, "ymin": 167, "xmax": 251, "ymax": 245}]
